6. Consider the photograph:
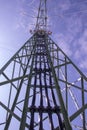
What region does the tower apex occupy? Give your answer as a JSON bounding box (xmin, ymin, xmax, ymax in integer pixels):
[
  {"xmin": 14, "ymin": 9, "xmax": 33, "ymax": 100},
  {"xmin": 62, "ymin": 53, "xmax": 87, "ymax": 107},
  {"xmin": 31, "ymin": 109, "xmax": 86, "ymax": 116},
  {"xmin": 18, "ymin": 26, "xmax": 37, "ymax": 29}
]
[{"xmin": 30, "ymin": 0, "xmax": 52, "ymax": 35}]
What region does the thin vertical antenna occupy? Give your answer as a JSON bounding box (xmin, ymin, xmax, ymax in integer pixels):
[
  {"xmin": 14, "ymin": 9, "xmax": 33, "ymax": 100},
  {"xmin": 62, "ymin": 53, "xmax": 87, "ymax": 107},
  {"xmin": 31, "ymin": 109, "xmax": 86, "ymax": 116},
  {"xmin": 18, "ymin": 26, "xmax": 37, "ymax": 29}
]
[
  {"xmin": 30, "ymin": 0, "xmax": 52, "ymax": 35},
  {"xmin": 35, "ymin": 0, "xmax": 47, "ymax": 31}
]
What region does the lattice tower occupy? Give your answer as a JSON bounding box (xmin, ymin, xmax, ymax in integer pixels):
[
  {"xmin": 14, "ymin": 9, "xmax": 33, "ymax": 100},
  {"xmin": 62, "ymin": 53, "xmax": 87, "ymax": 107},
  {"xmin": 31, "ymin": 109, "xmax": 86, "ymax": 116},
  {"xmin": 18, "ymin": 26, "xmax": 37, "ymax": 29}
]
[{"xmin": 0, "ymin": 0, "xmax": 87, "ymax": 130}]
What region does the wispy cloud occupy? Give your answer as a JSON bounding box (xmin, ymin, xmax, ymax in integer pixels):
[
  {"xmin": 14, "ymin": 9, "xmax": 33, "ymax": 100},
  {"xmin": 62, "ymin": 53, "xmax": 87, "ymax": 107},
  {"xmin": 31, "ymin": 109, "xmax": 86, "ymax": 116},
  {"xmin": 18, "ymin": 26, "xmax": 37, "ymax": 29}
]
[
  {"xmin": 14, "ymin": 1, "xmax": 38, "ymax": 32},
  {"xmin": 27, "ymin": 0, "xmax": 36, "ymax": 7},
  {"xmin": 80, "ymin": 59, "xmax": 87, "ymax": 69},
  {"xmin": 66, "ymin": 15, "xmax": 83, "ymax": 37},
  {"xmin": 53, "ymin": 33, "xmax": 72, "ymax": 56},
  {"xmin": 58, "ymin": 0, "xmax": 70, "ymax": 11},
  {"xmin": 76, "ymin": 29, "xmax": 87, "ymax": 70},
  {"xmin": 78, "ymin": 29, "xmax": 87, "ymax": 54}
]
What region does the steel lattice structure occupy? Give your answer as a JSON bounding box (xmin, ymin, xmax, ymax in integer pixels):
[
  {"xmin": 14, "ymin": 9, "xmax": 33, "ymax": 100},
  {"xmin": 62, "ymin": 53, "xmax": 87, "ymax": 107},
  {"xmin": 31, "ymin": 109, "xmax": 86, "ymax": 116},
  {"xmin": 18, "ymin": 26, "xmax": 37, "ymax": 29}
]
[{"xmin": 0, "ymin": 0, "xmax": 87, "ymax": 130}]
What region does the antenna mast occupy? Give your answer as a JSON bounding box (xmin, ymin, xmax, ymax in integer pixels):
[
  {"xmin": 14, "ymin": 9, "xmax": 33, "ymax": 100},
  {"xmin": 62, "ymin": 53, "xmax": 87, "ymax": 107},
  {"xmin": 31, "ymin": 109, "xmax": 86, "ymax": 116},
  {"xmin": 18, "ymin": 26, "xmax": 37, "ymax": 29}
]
[
  {"xmin": 30, "ymin": 0, "xmax": 51, "ymax": 35},
  {"xmin": 36, "ymin": 0, "xmax": 47, "ymax": 31}
]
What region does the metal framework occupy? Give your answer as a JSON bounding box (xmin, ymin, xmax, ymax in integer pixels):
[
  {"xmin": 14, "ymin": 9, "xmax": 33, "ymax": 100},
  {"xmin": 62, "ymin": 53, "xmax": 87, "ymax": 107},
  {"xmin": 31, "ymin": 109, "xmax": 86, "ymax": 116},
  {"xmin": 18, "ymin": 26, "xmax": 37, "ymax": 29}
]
[
  {"xmin": 0, "ymin": 33, "xmax": 87, "ymax": 130},
  {"xmin": 35, "ymin": 0, "xmax": 47, "ymax": 31},
  {"xmin": 0, "ymin": 0, "xmax": 87, "ymax": 130}
]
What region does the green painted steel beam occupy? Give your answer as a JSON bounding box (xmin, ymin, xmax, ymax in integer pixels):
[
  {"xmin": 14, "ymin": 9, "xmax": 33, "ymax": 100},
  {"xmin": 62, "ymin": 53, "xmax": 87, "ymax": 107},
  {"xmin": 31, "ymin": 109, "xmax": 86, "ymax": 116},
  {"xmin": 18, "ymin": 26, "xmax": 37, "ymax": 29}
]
[
  {"xmin": 0, "ymin": 74, "xmax": 29, "ymax": 86},
  {"xmin": 19, "ymin": 47, "xmax": 36, "ymax": 130},
  {"xmin": 4, "ymin": 43, "xmax": 35, "ymax": 130},
  {"xmin": 70, "ymin": 104, "xmax": 87, "ymax": 121},
  {"xmin": 45, "ymin": 35, "xmax": 72, "ymax": 130}
]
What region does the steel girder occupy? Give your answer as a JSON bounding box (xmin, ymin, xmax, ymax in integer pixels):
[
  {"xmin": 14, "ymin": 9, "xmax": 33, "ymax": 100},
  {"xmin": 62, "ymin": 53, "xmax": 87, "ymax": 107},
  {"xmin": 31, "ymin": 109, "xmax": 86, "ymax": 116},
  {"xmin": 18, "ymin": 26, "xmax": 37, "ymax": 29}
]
[{"xmin": 0, "ymin": 33, "xmax": 87, "ymax": 130}]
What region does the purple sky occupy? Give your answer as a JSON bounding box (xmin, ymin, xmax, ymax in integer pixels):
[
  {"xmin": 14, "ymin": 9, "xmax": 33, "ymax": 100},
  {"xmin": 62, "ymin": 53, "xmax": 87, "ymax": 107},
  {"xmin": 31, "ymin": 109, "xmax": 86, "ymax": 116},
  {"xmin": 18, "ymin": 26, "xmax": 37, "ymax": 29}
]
[{"xmin": 0, "ymin": 0, "xmax": 87, "ymax": 76}]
